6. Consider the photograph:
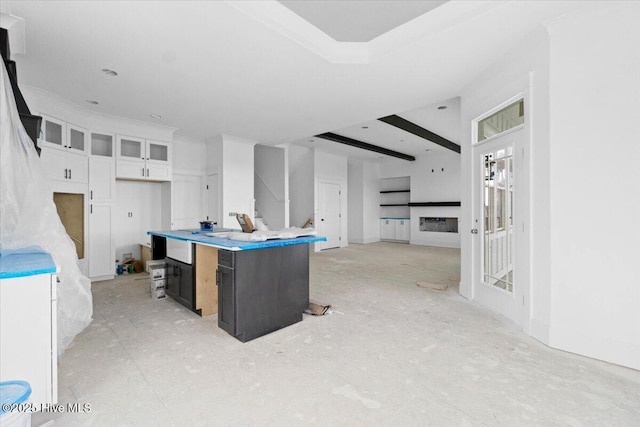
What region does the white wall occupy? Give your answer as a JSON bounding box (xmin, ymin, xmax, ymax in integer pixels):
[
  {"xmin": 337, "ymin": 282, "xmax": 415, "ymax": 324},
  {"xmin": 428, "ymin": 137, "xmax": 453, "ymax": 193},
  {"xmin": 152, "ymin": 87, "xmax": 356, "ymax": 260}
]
[
  {"xmin": 289, "ymin": 145, "xmax": 314, "ymax": 228},
  {"xmin": 348, "ymin": 159, "xmax": 381, "ymax": 244},
  {"xmin": 221, "ymin": 136, "xmax": 256, "ymax": 229},
  {"xmin": 114, "ymin": 181, "xmax": 163, "ymax": 262},
  {"xmin": 347, "ymin": 161, "xmax": 364, "ymax": 243},
  {"xmin": 362, "ymin": 161, "xmax": 381, "ymax": 243},
  {"xmin": 315, "ymin": 150, "xmax": 348, "ymax": 251},
  {"xmin": 171, "ymin": 135, "xmax": 206, "ymax": 230},
  {"xmin": 254, "ymin": 144, "xmax": 287, "ymax": 230},
  {"xmin": 545, "ymin": 3, "xmax": 640, "ymax": 370},
  {"xmin": 380, "ymin": 152, "xmax": 461, "ymax": 248},
  {"xmin": 205, "ymin": 135, "xmax": 256, "ymax": 229},
  {"xmin": 460, "ymin": 2, "xmax": 640, "ymax": 370}
]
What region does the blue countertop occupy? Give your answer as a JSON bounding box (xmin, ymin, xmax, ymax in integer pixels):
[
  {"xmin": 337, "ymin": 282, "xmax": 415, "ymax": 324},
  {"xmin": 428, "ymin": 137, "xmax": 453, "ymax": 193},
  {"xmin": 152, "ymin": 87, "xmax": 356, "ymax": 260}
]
[
  {"xmin": 0, "ymin": 247, "xmax": 57, "ymax": 279},
  {"xmin": 148, "ymin": 230, "xmax": 326, "ymax": 251}
]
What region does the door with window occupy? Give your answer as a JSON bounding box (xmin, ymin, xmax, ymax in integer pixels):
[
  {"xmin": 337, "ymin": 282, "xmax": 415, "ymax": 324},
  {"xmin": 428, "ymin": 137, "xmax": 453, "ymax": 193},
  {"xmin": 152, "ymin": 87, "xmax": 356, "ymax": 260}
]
[{"xmin": 472, "ymin": 98, "xmax": 529, "ymax": 328}]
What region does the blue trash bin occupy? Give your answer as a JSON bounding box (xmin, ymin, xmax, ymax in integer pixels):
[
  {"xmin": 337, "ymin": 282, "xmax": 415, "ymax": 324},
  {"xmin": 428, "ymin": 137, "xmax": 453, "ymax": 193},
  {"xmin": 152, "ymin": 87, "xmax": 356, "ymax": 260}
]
[{"xmin": 0, "ymin": 380, "xmax": 32, "ymax": 427}]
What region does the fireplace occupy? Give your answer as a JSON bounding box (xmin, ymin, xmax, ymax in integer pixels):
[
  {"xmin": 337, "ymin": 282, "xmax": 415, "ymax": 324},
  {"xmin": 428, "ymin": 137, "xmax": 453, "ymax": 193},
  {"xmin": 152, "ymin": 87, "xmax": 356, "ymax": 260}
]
[{"xmin": 419, "ymin": 217, "xmax": 458, "ymax": 233}]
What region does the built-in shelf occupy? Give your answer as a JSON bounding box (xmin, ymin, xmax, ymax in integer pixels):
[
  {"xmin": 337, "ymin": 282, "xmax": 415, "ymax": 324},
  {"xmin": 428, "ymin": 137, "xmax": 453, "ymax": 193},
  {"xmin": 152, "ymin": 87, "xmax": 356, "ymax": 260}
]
[
  {"xmin": 409, "ymin": 202, "xmax": 461, "ymax": 207},
  {"xmin": 380, "ymin": 203, "xmax": 409, "ymax": 207},
  {"xmin": 379, "ymin": 190, "xmax": 410, "ymax": 194}
]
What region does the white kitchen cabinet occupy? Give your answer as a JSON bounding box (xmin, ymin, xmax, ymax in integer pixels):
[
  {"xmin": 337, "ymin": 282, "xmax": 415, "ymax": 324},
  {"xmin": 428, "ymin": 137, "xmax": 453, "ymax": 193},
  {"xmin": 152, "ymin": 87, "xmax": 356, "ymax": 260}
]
[
  {"xmin": 89, "ymin": 132, "xmax": 116, "ymax": 280},
  {"xmin": 395, "ymin": 219, "xmax": 411, "ymax": 242},
  {"xmin": 39, "ymin": 114, "xmax": 66, "ymax": 151},
  {"xmin": 89, "ymin": 156, "xmax": 116, "ymax": 203},
  {"xmin": 89, "ymin": 203, "xmax": 114, "ymax": 279},
  {"xmin": 380, "ymin": 218, "xmax": 410, "ymax": 242},
  {"xmin": 0, "ymin": 252, "xmax": 57, "ymax": 406},
  {"xmin": 90, "ymin": 132, "xmax": 114, "ymax": 158},
  {"xmin": 67, "ymin": 123, "xmax": 89, "ymax": 155},
  {"xmin": 39, "ymin": 116, "xmax": 88, "ymax": 156},
  {"xmin": 38, "ymin": 118, "xmax": 89, "ymax": 184},
  {"xmin": 116, "ymin": 136, "xmax": 172, "ymax": 181},
  {"xmin": 380, "ymin": 219, "xmax": 395, "ymax": 240},
  {"xmin": 40, "ymin": 146, "xmax": 88, "ymax": 184}
]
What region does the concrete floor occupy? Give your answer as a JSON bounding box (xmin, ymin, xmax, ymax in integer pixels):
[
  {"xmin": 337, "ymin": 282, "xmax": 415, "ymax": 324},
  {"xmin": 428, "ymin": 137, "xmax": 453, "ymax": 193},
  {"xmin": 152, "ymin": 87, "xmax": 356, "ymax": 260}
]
[{"xmin": 33, "ymin": 242, "xmax": 640, "ymax": 426}]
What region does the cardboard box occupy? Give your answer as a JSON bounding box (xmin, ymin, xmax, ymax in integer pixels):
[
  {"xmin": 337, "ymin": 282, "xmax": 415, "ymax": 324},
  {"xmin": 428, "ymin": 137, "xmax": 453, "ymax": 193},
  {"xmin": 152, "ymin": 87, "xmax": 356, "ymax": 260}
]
[
  {"xmin": 140, "ymin": 243, "xmax": 152, "ymax": 269},
  {"xmin": 151, "ymin": 278, "xmax": 166, "ymax": 290},
  {"xmin": 150, "ymin": 264, "xmax": 166, "ymax": 280},
  {"xmin": 151, "ymin": 286, "xmax": 166, "ymax": 300},
  {"xmin": 147, "ymin": 259, "xmax": 165, "ymax": 273}
]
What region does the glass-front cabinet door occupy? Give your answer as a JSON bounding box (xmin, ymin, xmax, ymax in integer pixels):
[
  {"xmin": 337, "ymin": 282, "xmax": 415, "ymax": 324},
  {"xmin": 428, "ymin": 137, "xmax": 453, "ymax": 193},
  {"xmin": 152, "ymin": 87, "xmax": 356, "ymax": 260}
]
[
  {"xmin": 39, "ymin": 115, "xmax": 67, "ymax": 151},
  {"xmin": 116, "ymin": 135, "xmax": 145, "ymax": 161},
  {"xmin": 67, "ymin": 124, "xmax": 88, "ymax": 155},
  {"xmin": 146, "ymin": 140, "xmax": 171, "ymax": 164}
]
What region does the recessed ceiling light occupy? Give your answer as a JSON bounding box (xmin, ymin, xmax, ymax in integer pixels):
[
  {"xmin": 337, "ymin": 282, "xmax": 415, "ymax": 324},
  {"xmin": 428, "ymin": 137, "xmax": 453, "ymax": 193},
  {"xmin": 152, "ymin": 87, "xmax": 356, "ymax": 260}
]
[
  {"xmin": 400, "ymin": 139, "xmax": 404, "ymax": 142},
  {"xmin": 102, "ymin": 68, "xmax": 118, "ymax": 77},
  {"xmin": 85, "ymin": 100, "xmax": 99, "ymax": 105},
  {"xmin": 150, "ymin": 114, "xmax": 162, "ymax": 119},
  {"xmin": 361, "ymin": 126, "xmax": 369, "ymax": 129},
  {"xmin": 425, "ymin": 149, "xmax": 432, "ymax": 151},
  {"xmin": 437, "ymin": 105, "xmax": 447, "ymax": 110}
]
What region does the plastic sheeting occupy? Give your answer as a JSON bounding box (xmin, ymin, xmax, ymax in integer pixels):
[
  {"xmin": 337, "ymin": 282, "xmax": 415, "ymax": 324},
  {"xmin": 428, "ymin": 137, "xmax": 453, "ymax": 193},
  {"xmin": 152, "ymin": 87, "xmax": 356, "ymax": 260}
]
[{"xmin": 0, "ymin": 61, "xmax": 92, "ymax": 355}]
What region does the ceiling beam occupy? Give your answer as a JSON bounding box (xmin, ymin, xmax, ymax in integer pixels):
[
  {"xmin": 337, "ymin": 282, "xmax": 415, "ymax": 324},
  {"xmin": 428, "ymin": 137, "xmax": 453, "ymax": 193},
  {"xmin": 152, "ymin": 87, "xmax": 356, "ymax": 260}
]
[
  {"xmin": 378, "ymin": 115, "xmax": 461, "ymax": 154},
  {"xmin": 315, "ymin": 132, "xmax": 416, "ymax": 161}
]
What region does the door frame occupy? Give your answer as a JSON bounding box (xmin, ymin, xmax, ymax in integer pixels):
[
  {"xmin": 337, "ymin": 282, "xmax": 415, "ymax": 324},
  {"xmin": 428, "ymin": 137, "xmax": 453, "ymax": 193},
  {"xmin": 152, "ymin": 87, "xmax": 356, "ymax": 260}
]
[
  {"xmin": 470, "ymin": 92, "xmax": 531, "ymax": 333},
  {"xmin": 206, "ymin": 172, "xmax": 220, "ymax": 225}
]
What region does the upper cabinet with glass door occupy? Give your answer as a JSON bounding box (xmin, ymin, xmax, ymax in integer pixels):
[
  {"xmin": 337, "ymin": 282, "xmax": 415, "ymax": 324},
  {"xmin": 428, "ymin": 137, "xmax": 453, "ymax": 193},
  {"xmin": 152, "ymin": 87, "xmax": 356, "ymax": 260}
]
[
  {"xmin": 39, "ymin": 115, "xmax": 88, "ymax": 155},
  {"xmin": 116, "ymin": 135, "xmax": 172, "ymax": 181}
]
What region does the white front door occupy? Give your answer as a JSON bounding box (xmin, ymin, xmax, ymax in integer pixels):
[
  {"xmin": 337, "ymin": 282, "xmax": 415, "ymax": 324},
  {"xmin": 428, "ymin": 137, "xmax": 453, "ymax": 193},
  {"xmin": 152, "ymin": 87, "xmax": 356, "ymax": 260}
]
[
  {"xmin": 318, "ymin": 181, "xmax": 341, "ymax": 250},
  {"xmin": 472, "ymin": 128, "xmax": 528, "ymax": 327},
  {"xmin": 206, "ymin": 173, "xmax": 220, "ymax": 225}
]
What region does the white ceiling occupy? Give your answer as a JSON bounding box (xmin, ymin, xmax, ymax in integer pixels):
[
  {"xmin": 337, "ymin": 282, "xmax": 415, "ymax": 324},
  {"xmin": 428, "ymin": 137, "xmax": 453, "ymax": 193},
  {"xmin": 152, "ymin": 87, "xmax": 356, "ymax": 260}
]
[
  {"xmin": 278, "ymin": 0, "xmax": 449, "ymax": 42},
  {"xmin": 4, "ymin": 1, "xmax": 586, "ymax": 160}
]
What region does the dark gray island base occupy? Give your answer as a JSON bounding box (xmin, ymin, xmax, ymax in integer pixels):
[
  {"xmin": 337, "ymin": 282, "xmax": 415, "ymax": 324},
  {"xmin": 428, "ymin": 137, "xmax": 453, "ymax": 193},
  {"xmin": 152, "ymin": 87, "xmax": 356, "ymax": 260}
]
[
  {"xmin": 148, "ymin": 230, "xmax": 324, "ymax": 342},
  {"xmin": 218, "ymin": 244, "xmax": 309, "ymax": 342}
]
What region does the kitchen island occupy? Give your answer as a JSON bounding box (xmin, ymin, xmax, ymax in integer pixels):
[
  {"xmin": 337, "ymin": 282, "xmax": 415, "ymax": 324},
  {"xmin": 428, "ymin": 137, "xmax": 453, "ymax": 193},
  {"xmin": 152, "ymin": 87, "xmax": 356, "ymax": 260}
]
[{"xmin": 147, "ymin": 229, "xmax": 325, "ymax": 342}]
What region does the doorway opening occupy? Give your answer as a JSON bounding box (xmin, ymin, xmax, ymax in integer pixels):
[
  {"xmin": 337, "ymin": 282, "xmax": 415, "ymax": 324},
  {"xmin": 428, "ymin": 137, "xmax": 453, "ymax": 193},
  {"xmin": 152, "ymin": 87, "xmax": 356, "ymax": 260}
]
[{"xmin": 53, "ymin": 192, "xmax": 84, "ymax": 260}]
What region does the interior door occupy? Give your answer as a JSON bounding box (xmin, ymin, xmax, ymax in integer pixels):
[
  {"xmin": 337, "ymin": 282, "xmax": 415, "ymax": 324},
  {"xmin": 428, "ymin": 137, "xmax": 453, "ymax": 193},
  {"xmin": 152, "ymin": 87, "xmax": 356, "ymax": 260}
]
[
  {"xmin": 318, "ymin": 181, "xmax": 341, "ymax": 250},
  {"xmin": 206, "ymin": 173, "xmax": 220, "ymax": 225},
  {"xmin": 472, "ymin": 128, "xmax": 527, "ymax": 326}
]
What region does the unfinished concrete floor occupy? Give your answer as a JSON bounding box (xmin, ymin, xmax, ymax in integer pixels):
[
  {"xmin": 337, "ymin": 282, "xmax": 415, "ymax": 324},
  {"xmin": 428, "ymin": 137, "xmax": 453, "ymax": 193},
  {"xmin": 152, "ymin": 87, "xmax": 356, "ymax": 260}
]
[{"xmin": 33, "ymin": 242, "xmax": 640, "ymax": 426}]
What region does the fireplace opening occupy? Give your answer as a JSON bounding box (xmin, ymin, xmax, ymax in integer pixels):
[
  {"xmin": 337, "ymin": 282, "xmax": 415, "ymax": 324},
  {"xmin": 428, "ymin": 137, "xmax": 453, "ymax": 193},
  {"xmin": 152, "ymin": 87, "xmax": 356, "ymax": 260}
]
[{"xmin": 419, "ymin": 217, "xmax": 458, "ymax": 233}]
